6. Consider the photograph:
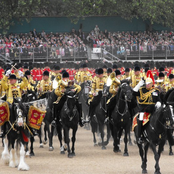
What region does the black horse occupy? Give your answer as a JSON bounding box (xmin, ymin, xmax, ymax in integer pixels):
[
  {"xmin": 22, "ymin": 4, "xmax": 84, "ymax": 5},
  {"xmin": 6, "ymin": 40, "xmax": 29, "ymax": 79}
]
[
  {"xmin": 79, "ymin": 81, "xmax": 91, "ymax": 130},
  {"xmin": 59, "ymin": 89, "xmax": 79, "ymax": 158},
  {"xmin": 90, "ymin": 85, "xmax": 111, "ymax": 149},
  {"xmin": 6, "ymin": 98, "xmax": 29, "ymax": 168},
  {"xmin": 110, "ymin": 82, "xmax": 132, "ymax": 155},
  {"xmin": 134, "ymin": 104, "xmax": 174, "ymax": 174},
  {"xmin": 44, "ymin": 90, "xmax": 65, "ymax": 153},
  {"xmin": 163, "ymin": 88, "xmax": 174, "ymax": 155}
]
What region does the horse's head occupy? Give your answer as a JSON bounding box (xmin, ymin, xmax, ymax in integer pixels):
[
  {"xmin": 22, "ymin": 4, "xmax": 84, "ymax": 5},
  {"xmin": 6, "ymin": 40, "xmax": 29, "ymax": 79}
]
[
  {"xmin": 27, "ymin": 89, "xmax": 37, "ymax": 101},
  {"xmin": 162, "ymin": 104, "xmax": 174, "ymax": 129},
  {"xmin": 64, "ymin": 87, "xmax": 78, "ymax": 119},
  {"xmin": 119, "ymin": 82, "xmax": 132, "ymax": 102},
  {"xmin": 14, "ymin": 98, "xmax": 26, "ymax": 127}
]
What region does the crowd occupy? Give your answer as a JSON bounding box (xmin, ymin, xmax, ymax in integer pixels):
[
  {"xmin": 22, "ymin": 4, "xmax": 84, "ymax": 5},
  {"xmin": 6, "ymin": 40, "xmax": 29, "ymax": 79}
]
[
  {"xmin": 0, "ymin": 29, "xmax": 88, "ymax": 60},
  {"xmin": 1, "ymin": 26, "xmax": 174, "ymax": 60},
  {"xmin": 87, "ymin": 25, "xmax": 174, "ymax": 56}
]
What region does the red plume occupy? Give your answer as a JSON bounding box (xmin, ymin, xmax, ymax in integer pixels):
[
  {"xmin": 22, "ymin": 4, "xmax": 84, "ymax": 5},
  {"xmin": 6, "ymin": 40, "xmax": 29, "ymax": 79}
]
[{"xmin": 146, "ymin": 70, "xmax": 155, "ymax": 85}]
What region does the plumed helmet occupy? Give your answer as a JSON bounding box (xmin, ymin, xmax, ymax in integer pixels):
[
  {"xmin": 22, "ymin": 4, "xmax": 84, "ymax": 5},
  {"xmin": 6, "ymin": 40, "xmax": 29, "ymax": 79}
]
[
  {"xmin": 62, "ymin": 72, "xmax": 69, "ymax": 78},
  {"xmin": 98, "ymin": 68, "xmax": 104, "ymax": 75},
  {"xmin": 43, "ymin": 70, "xmax": 49, "ymax": 76}
]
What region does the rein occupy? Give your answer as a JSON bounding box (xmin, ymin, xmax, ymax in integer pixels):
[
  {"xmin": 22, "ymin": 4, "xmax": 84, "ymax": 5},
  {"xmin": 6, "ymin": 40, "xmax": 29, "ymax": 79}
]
[{"xmin": 115, "ymin": 87, "xmax": 128, "ymax": 116}]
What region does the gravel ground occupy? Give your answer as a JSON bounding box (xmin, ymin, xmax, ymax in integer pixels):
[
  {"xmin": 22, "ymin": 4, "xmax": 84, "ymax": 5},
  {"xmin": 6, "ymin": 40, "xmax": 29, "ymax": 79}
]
[{"xmin": 0, "ymin": 127, "xmax": 173, "ymax": 174}]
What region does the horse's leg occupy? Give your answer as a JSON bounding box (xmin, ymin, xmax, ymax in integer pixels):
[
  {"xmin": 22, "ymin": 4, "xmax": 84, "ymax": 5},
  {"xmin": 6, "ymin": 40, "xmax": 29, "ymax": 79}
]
[
  {"xmin": 151, "ymin": 144, "xmax": 161, "ymax": 174},
  {"xmin": 44, "ymin": 124, "xmax": 47, "ymax": 144},
  {"xmin": 56, "ymin": 121, "xmax": 64, "ymax": 154},
  {"xmin": 113, "ymin": 126, "xmax": 120, "ymax": 153},
  {"xmin": 123, "ymin": 127, "xmax": 129, "ymax": 156},
  {"xmin": 45, "ymin": 121, "xmax": 53, "ymax": 151},
  {"xmin": 9, "ymin": 138, "xmax": 18, "ymax": 168},
  {"xmin": 64, "ymin": 127, "xmax": 72, "ymax": 158},
  {"xmin": 38, "ymin": 128, "xmax": 43, "ymax": 148},
  {"xmin": 30, "ymin": 136, "xmax": 35, "ymax": 156},
  {"xmin": 98, "ymin": 123, "xmax": 106, "ymax": 150},
  {"xmin": 169, "ymin": 145, "xmax": 173, "ymax": 155},
  {"xmin": 141, "ymin": 143, "xmax": 149, "ymax": 174},
  {"xmin": 91, "ymin": 121, "xmax": 98, "ymax": 146},
  {"xmin": 104, "ymin": 124, "xmax": 111, "ymax": 146},
  {"xmin": 24, "ymin": 142, "xmax": 30, "ymax": 157},
  {"xmin": 71, "ymin": 126, "xmax": 77, "ymax": 156}
]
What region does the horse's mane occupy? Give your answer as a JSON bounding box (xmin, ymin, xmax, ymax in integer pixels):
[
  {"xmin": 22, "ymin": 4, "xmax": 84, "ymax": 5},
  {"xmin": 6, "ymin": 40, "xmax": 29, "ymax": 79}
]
[
  {"xmin": 151, "ymin": 106, "xmax": 164, "ymax": 124},
  {"xmin": 164, "ymin": 88, "xmax": 174, "ymax": 103},
  {"xmin": 116, "ymin": 84, "xmax": 122, "ymax": 102}
]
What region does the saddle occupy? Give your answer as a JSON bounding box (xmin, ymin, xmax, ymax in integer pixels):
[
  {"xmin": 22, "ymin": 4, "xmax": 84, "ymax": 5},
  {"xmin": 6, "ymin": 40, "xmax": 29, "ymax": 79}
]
[{"xmin": 132, "ymin": 112, "xmax": 151, "ymax": 131}]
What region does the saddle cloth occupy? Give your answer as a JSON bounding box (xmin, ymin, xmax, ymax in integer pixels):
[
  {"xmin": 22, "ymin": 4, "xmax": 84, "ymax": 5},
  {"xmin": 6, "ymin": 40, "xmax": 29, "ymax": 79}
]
[{"xmin": 132, "ymin": 112, "xmax": 151, "ymax": 131}]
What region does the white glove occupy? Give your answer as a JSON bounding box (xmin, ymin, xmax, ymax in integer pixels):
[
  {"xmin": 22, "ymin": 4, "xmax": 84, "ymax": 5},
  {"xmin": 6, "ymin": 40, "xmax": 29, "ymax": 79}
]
[
  {"xmin": 155, "ymin": 101, "xmax": 161, "ymax": 109},
  {"xmin": 18, "ymin": 70, "xmax": 23, "ymax": 77},
  {"xmin": 133, "ymin": 79, "xmax": 144, "ymax": 92},
  {"xmin": 6, "ymin": 69, "xmax": 11, "ymax": 76}
]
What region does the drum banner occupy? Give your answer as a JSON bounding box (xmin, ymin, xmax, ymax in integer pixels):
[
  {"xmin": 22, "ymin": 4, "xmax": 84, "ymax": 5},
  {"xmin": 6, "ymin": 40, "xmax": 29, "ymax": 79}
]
[
  {"xmin": 132, "ymin": 112, "xmax": 151, "ymax": 131},
  {"xmin": 0, "ymin": 102, "xmax": 10, "ymax": 126},
  {"xmin": 28, "ymin": 106, "xmax": 46, "ymax": 130}
]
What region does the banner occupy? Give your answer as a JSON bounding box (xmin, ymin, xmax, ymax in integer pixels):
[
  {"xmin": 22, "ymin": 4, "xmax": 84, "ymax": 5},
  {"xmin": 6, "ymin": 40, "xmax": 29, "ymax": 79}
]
[
  {"xmin": 28, "ymin": 106, "xmax": 46, "ymax": 130},
  {"xmin": 0, "ymin": 102, "xmax": 10, "ymax": 126},
  {"xmin": 93, "ymin": 48, "xmax": 101, "ymax": 53}
]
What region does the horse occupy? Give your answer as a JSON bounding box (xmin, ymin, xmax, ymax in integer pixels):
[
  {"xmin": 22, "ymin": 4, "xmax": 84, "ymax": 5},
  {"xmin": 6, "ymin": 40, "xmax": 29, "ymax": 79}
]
[
  {"xmin": 1, "ymin": 98, "xmax": 30, "ymax": 170},
  {"xmin": 43, "ymin": 90, "xmax": 65, "ymax": 153},
  {"xmin": 90, "ymin": 85, "xmax": 111, "ymax": 149},
  {"xmin": 163, "ymin": 88, "xmax": 174, "ymax": 155},
  {"xmin": 79, "ymin": 81, "xmax": 91, "ymax": 130},
  {"xmin": 134, "ymin": 104, "xmax": 174, "ymax": 174},
  {"xmin": 110, "ymin": 82, "xmax": 132, "ymax": 156},
  {"xmin": 59, "ymin": 88, "xmax": 79, "ymax": 158}
]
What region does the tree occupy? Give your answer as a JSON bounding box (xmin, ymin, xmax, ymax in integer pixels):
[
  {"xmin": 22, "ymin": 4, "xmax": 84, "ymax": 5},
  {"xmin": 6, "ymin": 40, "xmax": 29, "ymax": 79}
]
[{"xmin": 0, "ymin": 0, "xmax": 44, "ymax": 33}]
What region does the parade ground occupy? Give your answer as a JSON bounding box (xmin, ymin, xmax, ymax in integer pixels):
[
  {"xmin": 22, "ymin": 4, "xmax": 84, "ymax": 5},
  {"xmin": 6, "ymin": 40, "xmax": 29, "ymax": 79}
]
[{"xmin": 0, "ymin": 127, "xmax": 173, "ymax": 174}]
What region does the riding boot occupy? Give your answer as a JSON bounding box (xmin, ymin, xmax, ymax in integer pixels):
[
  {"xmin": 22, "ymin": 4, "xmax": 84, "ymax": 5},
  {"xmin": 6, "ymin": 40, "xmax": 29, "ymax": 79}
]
[
  {"xmin": 137, "ymin": 120, "xmax": 143, "ymax": 144},
  {"xmin": 76, "ymin": 101, "xmax": 84, "ymax": 127}
]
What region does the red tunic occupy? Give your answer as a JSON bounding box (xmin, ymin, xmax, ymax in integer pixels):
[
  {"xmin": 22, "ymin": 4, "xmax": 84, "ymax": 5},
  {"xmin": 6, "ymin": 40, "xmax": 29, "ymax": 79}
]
[{"xmin": 36, "ymin": 69, "xmax": 42, "ymax": 81}]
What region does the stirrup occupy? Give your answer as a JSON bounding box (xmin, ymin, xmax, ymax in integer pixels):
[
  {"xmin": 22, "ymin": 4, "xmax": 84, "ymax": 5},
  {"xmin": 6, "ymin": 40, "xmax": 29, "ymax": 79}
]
[
  {"xmin": 0, "ymin": 132, "xmax": 5, "ymax": 138},
  {"xmin": 104, "ymin": 117, "xmax": 109, "ymax": 124},
  {"xmin": 137, "ymin": 137, "xmax": 143, "ymax": 144},
  {"xmin": 51, "ymin": 120, "xmax": 56, "ymax": 127}
]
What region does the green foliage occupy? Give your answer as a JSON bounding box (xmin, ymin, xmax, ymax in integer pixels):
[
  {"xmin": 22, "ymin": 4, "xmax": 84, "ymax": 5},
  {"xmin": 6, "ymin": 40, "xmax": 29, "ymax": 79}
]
[{"xmin": 1, "ymin": 0, "xmax": 174, "ymax": 33}]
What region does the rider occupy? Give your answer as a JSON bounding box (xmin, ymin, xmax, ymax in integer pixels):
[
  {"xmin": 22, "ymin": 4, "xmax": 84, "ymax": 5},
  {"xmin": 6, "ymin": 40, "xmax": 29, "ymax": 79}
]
[
  {"xmin": 37, "ymin": 70, "xmax": 53, "ymax": 99},
  {"xmin": 0, "ymin": 70, "xmax": 28, "ymax": 138},
  {"xmin": 54, "ymin": 71, "xmax": 84, "ymax": 127},
  {"xmin": 105, "ymin": 70, "xmax": 121, "ymax": 121},
  {"xmin": 87, "ymin": 68, "xmax": 107, "ymax": 121},
  {"xmin": 133, "ymin": 71, "xmax": 161, "ymax": 144}
]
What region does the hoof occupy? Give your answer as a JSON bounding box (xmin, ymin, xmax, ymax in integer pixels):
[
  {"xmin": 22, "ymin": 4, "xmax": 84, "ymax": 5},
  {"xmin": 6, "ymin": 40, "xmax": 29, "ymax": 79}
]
[
  {"xmin": 71, "ymin": 152, "xmax": 76, "ymax": 156},
  {"xmin": 142, "ymin": 169, "xmax": 147, "ymax": 173},
  {"xmin": 94, "ymin": 143, "xmax": 98, "ymax": 147},
  {"xmin": 39, "ymin": 143, "xmax": 44, "ymax": 148},
  {"xmin": 98, "ymin": 142, "xmax": 102, "ymax": 146},
  {"xmin": 25, "ymin": 151, "xmax": 30, "ymax": 158},
  {"xmin": 169, "ymin": 152, "xmax": 173, "ymax": 156},
  {"xmin": 154, "ymin": 172, "xmax": 161, "ymax": 174},
  {"xmin": 123, "ymin": 152, "xmax": 129, "ymax": 156},
  {"xmin": 129, "ymin": 142, "xmax": 133, "ymax": 146},
  {"xmin": 113, "ymin": 148, "xmax": 121, "ymax": 153},
  {"xmin": 104, "ymin": 141, "xmax": 109, "ymax": 146},
  {"xmin": 102, "ymin": 146, "xmax": 106, "ymax": 150},
  {"xmin": 68, "ymin": 154, "xmax": 73, "ymax": 158},
  {"xmin": 49, "ymin": 147, "xmax": 54, "ymax": 151},
  {"xmin": 60, "ymin": 151, "xmax": 65, "ymax": 154},
  {"xmin": 43, "ymin": 141, "xmax": 47, "ymax": 145},
  {"xmin": 64, "ymin": 144, "xmax": 67, "ymax": 151},
  {"xmin": 30, "ymin": 152, "xmax": 35, "ymax": 156}
]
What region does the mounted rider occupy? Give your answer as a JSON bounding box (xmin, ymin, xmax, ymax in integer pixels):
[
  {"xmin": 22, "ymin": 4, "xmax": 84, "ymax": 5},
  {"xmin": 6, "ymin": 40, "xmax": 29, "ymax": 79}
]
[
  {"xmin": 37, "ymin": 70, "xmax": 53, "ymax": 99},
  {"xmin": 87, "ymin": 68, "xmax": 107, "ymax": 121},
  {"xmin": 105, "ymin": 70, "xmax": 121, "ymax": 121},
  {"xmin": 53, "ymin": 71, "xmax": 84, "ymax": 127},
  {"xmin": 133, "ymin": 70, "xmax": 161, "ymax": 144},
  {"xmin": 0, "ymin": 69, "xmax": 28, "ymax": 138}
]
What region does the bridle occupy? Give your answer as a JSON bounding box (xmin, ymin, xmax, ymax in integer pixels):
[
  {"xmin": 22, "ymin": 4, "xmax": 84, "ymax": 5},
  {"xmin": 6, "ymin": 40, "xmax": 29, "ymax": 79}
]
[{"xmin": 115, "ymin": 83, "xmax": 131, "ymax": 116}]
